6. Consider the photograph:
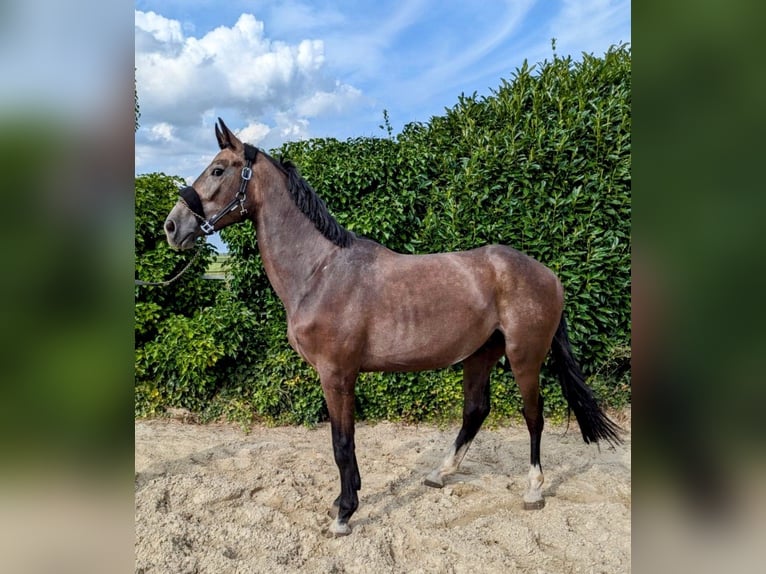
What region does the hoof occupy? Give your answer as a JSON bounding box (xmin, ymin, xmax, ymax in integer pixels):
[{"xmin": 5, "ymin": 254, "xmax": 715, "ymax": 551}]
[
  {"xmin": 328, "ymin": 518, "xmax": 352, "ymax": 537},
  {"xmin": 523, "ymin": 498, "xmax": 546, "ymax": 510},
  {"xmin": 423, "ymin": 471, "xmax": 444, "ymax": 489}
]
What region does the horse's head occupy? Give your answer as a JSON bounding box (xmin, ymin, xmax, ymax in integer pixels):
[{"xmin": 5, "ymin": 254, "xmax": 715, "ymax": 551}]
[{"xmin": 164, "ymin": 118, "xmax": 257, "ymax": 250}]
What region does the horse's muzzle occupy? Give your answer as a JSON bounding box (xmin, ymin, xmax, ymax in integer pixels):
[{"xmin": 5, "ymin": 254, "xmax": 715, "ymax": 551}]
[{"xmin": 164, "ymin": 207, "xmax": 202, "ymax": 250}]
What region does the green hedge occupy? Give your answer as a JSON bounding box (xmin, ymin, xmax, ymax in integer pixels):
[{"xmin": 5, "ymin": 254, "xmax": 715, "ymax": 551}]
[{"xmin": 135, "ymin": 44, "xmax": 631, "ymax": 425}]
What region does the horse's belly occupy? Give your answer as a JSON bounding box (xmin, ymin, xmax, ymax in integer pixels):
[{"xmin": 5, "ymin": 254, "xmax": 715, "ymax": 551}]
[{"xmin": 361, "ymin": 315, "xmax": 496, "ymax": 372}]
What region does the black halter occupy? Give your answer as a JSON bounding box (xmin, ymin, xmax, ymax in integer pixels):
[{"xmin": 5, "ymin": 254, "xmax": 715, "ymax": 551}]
[{"xmin": 179, "ymin": 143, "xmax": 259, "ymax": 235}]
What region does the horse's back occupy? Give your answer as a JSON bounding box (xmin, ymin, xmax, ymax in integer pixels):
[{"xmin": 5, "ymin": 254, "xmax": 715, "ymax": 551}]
[{"xmin": 341, "ymin": 240, "xmax": 563, "ymax": 315}]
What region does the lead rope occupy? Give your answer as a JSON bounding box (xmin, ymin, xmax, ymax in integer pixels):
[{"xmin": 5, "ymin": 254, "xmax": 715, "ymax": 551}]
[{"xmin": 135, "ymin": 247, "xmax": 202, "ymax": 287}]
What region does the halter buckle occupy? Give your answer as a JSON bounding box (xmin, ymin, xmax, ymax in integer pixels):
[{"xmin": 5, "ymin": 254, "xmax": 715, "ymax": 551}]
[
  {"xmin": 241, "ymin": 166, "xmax": 252, "ymax": 181},
  {"xmin": 200, "ymin": 220, "xmax": 215, "ymax": 234}
]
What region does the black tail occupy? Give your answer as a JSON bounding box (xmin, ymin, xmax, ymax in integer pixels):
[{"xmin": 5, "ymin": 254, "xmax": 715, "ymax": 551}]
[{"xmin": 550, "ymin": 314, "xmax": 622, "ymax": 446}]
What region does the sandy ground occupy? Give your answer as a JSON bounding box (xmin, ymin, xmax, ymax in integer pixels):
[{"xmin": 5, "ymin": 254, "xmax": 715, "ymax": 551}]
[{"xmin": 136, "ymin": 411, "xmax": 630, "ymax": 573}]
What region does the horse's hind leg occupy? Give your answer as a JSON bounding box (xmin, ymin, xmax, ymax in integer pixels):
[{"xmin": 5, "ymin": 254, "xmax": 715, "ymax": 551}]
[
  {"xmin": 425, "ymin": 332, "xmax": 504, "ymax": 488},
  {"xmin": 513, "ymin": 361, "xmax": 546, "ymax": 510}
]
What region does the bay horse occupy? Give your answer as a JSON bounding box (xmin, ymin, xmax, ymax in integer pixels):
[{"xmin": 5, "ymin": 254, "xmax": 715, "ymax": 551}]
[{"xmin": 163, "ymin": 118, "xmax": 621, "ymax": 536}]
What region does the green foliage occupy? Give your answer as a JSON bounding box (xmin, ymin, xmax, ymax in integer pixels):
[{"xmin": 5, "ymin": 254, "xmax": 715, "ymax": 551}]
[
  {"xmin": 135, "ymin": 291, "xmax": 258, "ymax": 414},
  {"xmin": 134, "ymin": 173, "xmax": 221, "ymax": 347},
  {"xmin": 136, "ymin": 45, "xmax": 631, "ymax": 425},
  {"xmin": 135, "ymin": 173, "xmax": 249, "ymax": 416}
]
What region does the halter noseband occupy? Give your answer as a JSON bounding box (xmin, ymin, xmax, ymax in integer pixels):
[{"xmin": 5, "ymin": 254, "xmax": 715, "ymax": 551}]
[{"xmin": 178, "ymin": 143, "xmax": 259, "ymax": 235}]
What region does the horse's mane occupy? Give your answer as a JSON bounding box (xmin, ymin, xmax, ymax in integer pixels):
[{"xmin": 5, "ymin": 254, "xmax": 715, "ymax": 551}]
[{"xmin": 263, "ymin": 153, "xmax": 354, "ymax": 248}]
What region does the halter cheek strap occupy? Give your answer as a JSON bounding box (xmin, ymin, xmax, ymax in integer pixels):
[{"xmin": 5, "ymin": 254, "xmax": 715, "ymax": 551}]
[{"xmin": 179, "ymin": 143, "xmax": 259, "ymax": 235}]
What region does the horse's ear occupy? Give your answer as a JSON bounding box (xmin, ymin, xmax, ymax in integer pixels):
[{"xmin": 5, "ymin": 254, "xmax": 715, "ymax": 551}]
[
  {"xmin": 215, "ymin": 117, "xmax": 242, "ymax": 150},
  {"xmin": 215, "ymin": 121, "xmax": 228, "ymax": 149}
]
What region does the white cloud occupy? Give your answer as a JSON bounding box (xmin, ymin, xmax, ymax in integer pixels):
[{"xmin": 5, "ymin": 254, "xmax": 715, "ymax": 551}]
[
  {"xmin": 135, "ymin": 11, "xmax": 183, "ymax": 44},
  {"xmin": 296, "ymin": 82, "xmax": 364, "ymax": 117},
  {"xmin": 274, "ymin": 112, "xmax": 310, "ymax": 141},
  {"xmin": 148, "ymin": 122, "xmax": 175, "ymax": 142},
  {"xmin": 135, "ymin": 10, "xmax": 366, "ymax": 176},
  {"xmin": 236, "ymin": 122, "xmax": 271, "ymax": 145},
  {"xmin": 135, "ymin": 12, "xmax": 349, "ymax": 120}
]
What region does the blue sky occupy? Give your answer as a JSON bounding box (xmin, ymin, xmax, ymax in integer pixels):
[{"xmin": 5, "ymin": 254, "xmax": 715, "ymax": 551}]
[{"xmin": 136, "ymin": 0, "xmax": 630, "ymax": 181}]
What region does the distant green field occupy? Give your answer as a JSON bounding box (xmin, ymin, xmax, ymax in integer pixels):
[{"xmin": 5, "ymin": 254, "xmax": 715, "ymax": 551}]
[{"xmin": 204, "ymin": 253, "xmax": 232, "ymax": 280}]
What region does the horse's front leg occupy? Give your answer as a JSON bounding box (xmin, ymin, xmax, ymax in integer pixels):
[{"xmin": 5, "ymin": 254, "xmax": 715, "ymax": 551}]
[{"xmin": 319, "ymin": 368, "xmax": 361, "ymax": 536}]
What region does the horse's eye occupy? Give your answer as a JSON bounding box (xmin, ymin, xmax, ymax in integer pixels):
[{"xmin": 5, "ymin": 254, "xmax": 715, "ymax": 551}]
[{"xmin": 212, "ymin": 168, "xmax": 224, "ymax": 176}]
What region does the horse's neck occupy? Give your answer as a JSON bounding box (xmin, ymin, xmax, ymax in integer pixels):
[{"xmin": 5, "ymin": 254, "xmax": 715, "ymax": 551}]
[{"xmin": 252, "ymin": 184, "xmax": 337, "ymax": 315}]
